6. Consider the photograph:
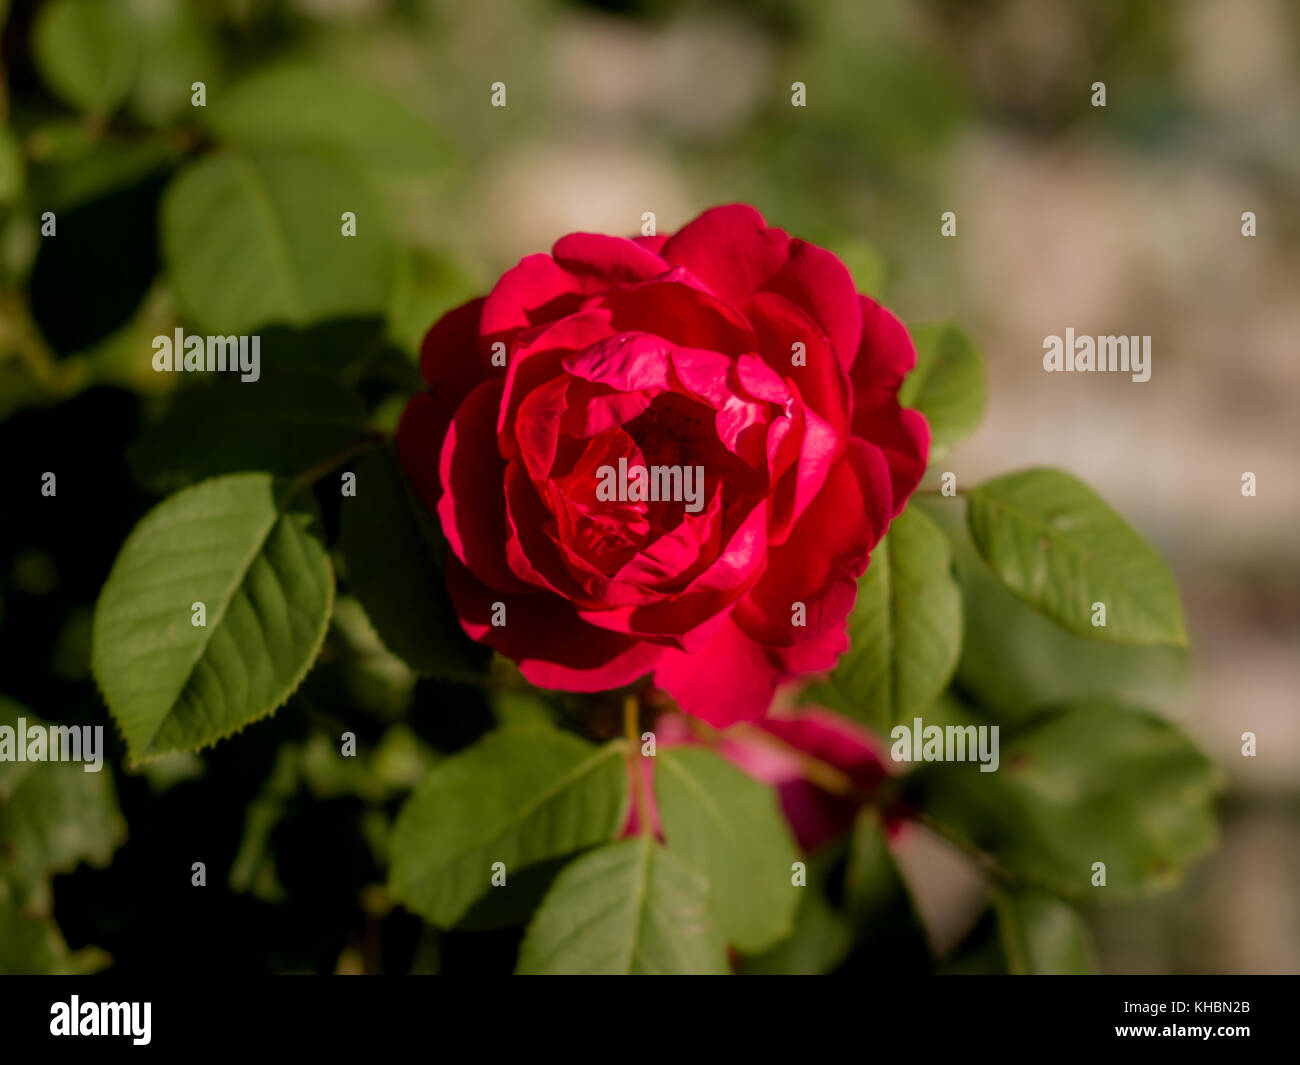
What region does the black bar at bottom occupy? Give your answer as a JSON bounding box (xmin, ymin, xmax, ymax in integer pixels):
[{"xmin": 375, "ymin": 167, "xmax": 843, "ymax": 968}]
[{"xmin": 0, "ymin": 975, "xmax": 1293, "ymax": 1054}]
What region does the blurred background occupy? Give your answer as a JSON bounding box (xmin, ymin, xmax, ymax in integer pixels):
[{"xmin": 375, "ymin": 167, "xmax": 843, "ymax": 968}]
[{"xmin": 2, "ymin": 0, "xmax": 1297, "ymax": 973}]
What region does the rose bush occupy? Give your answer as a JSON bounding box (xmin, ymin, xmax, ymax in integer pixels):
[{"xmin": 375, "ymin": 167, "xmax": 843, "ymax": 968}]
[
  {"xmin": 397, "ymin": 205, "xmax": 930, "ymax": 723},
  {"xmin": 19, "ymin": 1, "xmax": 1217, "ymax": 974}
]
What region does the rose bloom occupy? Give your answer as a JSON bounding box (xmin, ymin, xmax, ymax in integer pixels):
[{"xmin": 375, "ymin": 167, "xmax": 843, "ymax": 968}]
[{"xmin": 398, "ymin": 205, "xmax": 928, "ymax": 724}]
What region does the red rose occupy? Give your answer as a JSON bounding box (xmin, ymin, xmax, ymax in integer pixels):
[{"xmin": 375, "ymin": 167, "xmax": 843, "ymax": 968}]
[{"xmin": 397, "ymin": 205, "xmax": 928, "ymax": 724}]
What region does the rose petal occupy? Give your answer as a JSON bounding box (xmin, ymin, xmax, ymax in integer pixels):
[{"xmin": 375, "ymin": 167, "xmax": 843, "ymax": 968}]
[
  {"xmin": 596, "ymin": 274, "xmax": 758, "ymax": 355},
  {"xmin": 743, "ymin": 290, "xmax": 850, "ymax": 443},
  {"xmin": 659, "ymin": 204, "xmax": 791, "ymax": 305},
  {"xmin": 418, "ymin": 296, "xmax": 491, "ymax": 392},
  {"xmin": 396, "ymin": 391, "xmax": 449, "ymax": 515},
  {"xmin": 562, "ymin": 332, "xmax": 676, "ymax": 393},
  {"xmin": 653, "ymin": 616, "xmax": 782, "ymax": 725},
  {"xmin": 732, "ymin": 439, "xmax": 891, "ymax": 647},
  {"xmin": 763, "ymin": 240, "xmax": 862, "ymax": 371},
  {"xmin": 852, "ymin": 295, "xmax": 917, "ymax": 389},
  {"xmin": 553, "ymin": 232, "xmax": 670, "ymax": 283},
  {"xmin": 579, "ymin": 495, "xmax": 768, "ymax": 651},
  {"xmin": 497, "ymin": 308, "xmax": 616, "ymax": 460},
  {"xmin": 445, "ymin": 555, "xmax": 663, "ymax": 691},
  {"xmin": 437, "ymin": 381, "xmax": 533, "ymax": 595},
  {"xmin": 852, "ymin": 405, "xmax": 930, "ymax": 518},
  {"xmin": 480, "ymin": 253, "xmax": 597, "ymax": 339}
]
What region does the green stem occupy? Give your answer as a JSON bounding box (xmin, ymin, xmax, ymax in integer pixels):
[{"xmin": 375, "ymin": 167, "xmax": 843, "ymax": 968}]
[
  {"xmin": 292, "ymin": 433, "xmax": 387, "ymax": 490},
  {"xmin": 624, "ymin": 694, "xmax": 652, "ymax": 838}
]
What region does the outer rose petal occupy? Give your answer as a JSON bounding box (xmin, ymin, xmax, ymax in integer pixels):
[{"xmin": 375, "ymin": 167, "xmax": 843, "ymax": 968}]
[
  {"xmin": 852, "ymin": 295, "xmax": 917, "ymax": 389},
  {"xmin": 552, "ymin": 232, "xmax": 669, "ymax": 283},
  {"xmin": 850, "ymin": 296, "xmax": 931, "ymax": 516},
  {"xmin": 418, "ymin": 296, "xmax": 490, "ymax": 393},
  {"xmin": 854, "ymin": 407, "xmax": 930, "ymax": 519},
  {"xmin": 437, "ymin": 381, "xmax": 532, "ymax": 595},
  {"xmin": 659, "ymin": 204, "xmax": 791, "ymax": 305},
  {"xmin": 765, "ymin": 623, "xmax": 849, "ymax": 674},
  {"xmin": 732, "ymin": 439, "xmax": 892, "ymax": 648},
  {"xmin": 663, "ymin": 206, "xmax": 862, "ymax": 368},
  {"xmin": 445, "ymin": 556, "xmax": 663, "ymax": 691},
  {"xmin": 743, "ymin": 290, "xmax": 850, "ymax": 442},
  {"xmin": 764, "ymin": 240, "xmax": 862, "ymax": 371},
  {"xmin": 395, "ymin": 391, "xmax": 447, "ymax": 516},
  {"xmin": 402, "ymin": 298, "xmax": 495, "ymax": 514},
  {"xmin": 653, "ymin": 616, "xmax": 782, "ymax": 726},
  {"xmin": 480, "ymin": 253, "xmax": 597, "ymax": 338},
  {"xmin": 633, "ymin": 233, "xmax": 669, "ymax": 254}
]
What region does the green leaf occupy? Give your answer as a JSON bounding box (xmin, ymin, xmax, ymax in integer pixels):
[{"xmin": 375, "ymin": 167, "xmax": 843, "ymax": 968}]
[
  {"xmin": 739, "ymin": 845, "xmax": 852, "ymax": 974},
  {"xmin": 339, "ymin": 445, "xmax": 489, "ymax": 679},
  {"xmin": 32, "ymin": 0, "xmax": 138, "ymax": 113},
  {"xmin": 0, "ymin": 881, "xmax": 109, "ymax": 975},
  {"xmin": 389, "ymin": 726, "xmax": 628, "ymax": 927},
  {"xmin": 29, "ymin": 128, "xmax": 178, "ymax": 213},
  {"xmin": 92, "ymin": 474, "xmax": 335, "ymax": 762},
  {"xmin": 917, "ymin": 496, "xmax": 1187, "ymax": 720},
  {"xmin": 899, "ymin": 321, "xmax": 986, "ymax": 461},
  {"xmin": 161, "ymin": 147, "xmax": 396, "ymax": 335},
  {"xmin": 0, "ymin": 883, "xmax": 65, "ymax": 974},
  {"xmin": 803, "ymin": 504, "xmax": 961, "ymax": 730},
  {"xmin": 994, "ymin": 889, "xmax": 1093, "ymax": 974},
  {"xmin": 255, "ymin": 317, "xmax": 394, "ymax": 380},
  {"xmin": 129, "ymin": 365, "xmax": 375, "ymax": 491},
  {"xmin": 966, "ymin": 468, "xmax": 1187, "ymax": 646},
  {"xmin": 0, "ymin": 698, "xmax": 127, "ymax": 900},
  {"xmin": 204, "ymin": 66, "xmax": 446, "ymax": 177},
  {"xmin": 0, "ymin": 127, "xmax": 22, "ymax": 205},
  {"xmin": 654, "ymin": 746, "xmax": 799, "ymax": 953},
  {"xmin": 516, "ymin": 837, "xmax": 728, "ymax": 975},
  {"xmin": 226, "ymin": 747, "xmax": 296, "ymax": 904},
  {"xmin": 452, "ymin": 856, "xmax": 573, "ymax": 932},
  {"xmin": 122, "ymin": 0, "xmax": 217, "ymax": 128},
  {"xmin": 904, "ymin": 701, "xmax": 1220, "ymax": 903}
]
